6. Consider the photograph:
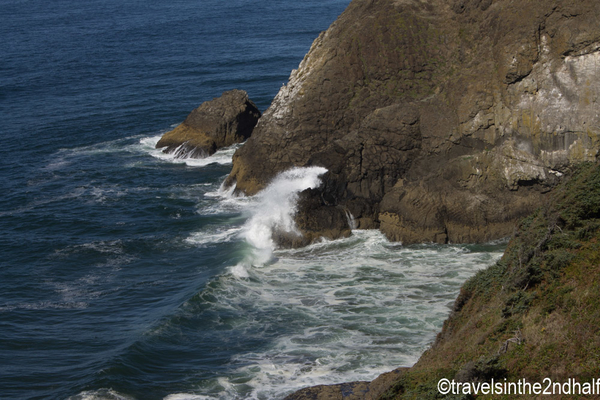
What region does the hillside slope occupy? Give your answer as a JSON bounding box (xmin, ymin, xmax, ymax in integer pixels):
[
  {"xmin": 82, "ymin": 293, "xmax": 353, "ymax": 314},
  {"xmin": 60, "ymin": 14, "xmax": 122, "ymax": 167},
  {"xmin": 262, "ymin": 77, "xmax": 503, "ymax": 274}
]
[{"xmin": 379, "ymin": 162, "xmax": 600, "ymax": 398}]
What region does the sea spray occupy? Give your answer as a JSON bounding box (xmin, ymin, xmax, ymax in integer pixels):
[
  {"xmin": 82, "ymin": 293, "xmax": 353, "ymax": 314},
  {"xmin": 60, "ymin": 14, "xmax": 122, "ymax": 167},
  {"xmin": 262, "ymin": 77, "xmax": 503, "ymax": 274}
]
[
  {"xmin": 185, "ymin": 167, "xmax": 329, "ymax": 273},
  {"xmin": 238, "ymin": 166, "xmax": 328, "ymax": 268},
  {"xmin": 140, "ymin": 135, "xmax": 241, "ymax": 167}
]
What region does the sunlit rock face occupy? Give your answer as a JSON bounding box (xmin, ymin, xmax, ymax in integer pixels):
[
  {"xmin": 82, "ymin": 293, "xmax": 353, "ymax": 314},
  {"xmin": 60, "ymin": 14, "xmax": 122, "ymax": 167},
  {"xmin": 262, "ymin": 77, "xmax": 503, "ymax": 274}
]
[{"xmin": 226, "ymin": 0, "xmax": 600, "ymax": 245}]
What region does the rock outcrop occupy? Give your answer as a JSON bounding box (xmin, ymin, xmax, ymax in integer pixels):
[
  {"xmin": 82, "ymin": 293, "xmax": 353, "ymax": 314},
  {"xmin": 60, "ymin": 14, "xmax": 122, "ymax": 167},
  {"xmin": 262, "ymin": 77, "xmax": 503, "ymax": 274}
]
[
  {"xmin": 156, "ymin": 90, "xmax": 260, "ymax": 158},
  {"xmin": 225, "ymin": 0, "xmax": 600, "ymax": 244}
]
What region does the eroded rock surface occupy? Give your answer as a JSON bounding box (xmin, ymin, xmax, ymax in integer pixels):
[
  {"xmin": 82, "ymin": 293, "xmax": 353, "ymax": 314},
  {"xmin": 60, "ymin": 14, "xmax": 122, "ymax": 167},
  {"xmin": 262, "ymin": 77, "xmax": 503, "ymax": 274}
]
[
  {"xmin": 156, "ymin": 90, "xmax": 260, "ymax": 158},
  {"xmin": 226, "ymin": 0, "xmax": 600, "ymax": 244}
]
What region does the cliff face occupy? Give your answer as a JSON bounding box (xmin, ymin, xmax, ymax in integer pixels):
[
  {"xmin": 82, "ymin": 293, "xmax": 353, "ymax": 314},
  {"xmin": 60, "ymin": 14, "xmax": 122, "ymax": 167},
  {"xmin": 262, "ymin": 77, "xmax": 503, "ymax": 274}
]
[{"xmin": 225, "ymin": 0, "xmax": 600, "ymax": 244}]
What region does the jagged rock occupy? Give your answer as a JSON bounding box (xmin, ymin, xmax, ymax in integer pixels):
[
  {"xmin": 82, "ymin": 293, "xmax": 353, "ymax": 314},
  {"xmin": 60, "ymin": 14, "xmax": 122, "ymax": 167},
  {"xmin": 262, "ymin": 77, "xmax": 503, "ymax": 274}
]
[
  {"xmin": 273, "ymin": 187, "xmax": 353, "ymax": 248},
  {"xmin": 156, "ymin": 90, "xmax": 260, "ymax": 158}
]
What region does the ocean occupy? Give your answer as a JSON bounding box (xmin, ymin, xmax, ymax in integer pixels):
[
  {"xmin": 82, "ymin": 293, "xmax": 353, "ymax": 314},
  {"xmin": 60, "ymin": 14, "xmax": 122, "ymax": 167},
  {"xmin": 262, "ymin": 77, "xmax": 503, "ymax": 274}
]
[{"xmin": 0, "ymin": 1, "xmax": 505, "ymax": 399}]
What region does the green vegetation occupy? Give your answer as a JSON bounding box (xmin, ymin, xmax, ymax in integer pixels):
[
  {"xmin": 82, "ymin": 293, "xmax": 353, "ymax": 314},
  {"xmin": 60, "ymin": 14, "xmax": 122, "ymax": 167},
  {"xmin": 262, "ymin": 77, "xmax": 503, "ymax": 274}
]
[{"xmin": 380, "ymin": 163, "xmax": 600, "ymax": 399}]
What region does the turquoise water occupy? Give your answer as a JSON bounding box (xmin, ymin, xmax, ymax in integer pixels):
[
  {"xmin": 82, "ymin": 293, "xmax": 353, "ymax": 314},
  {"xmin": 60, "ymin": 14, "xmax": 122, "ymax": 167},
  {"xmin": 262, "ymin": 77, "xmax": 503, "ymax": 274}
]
[{"xmin": 0, "ymin": 1, "xmax": 505, "ymax": 399}]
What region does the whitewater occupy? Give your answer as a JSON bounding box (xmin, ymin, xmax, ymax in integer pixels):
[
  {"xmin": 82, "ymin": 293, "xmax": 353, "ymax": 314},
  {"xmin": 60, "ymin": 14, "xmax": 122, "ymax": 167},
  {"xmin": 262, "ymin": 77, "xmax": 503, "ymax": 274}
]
[{"xmin": 67, "ymin": 138, "xmax": 504, "ymax": 400}]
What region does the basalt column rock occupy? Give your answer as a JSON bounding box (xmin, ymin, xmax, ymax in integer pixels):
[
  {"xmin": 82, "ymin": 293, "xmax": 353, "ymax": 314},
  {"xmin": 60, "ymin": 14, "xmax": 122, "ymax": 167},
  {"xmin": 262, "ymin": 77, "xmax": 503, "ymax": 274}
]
[{"xmin": 156, "ymin": 90, "xmax": 260, "ymax": 158}]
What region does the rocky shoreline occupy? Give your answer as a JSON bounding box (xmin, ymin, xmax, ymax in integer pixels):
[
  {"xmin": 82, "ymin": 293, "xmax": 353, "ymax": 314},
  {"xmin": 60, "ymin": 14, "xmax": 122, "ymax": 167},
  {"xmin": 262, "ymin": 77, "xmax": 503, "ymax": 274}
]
[
  {"xmin": 261, "ymin": 0, "xmax": 600, "ymax": 396},
  {"xmin": 281, "ymin": 163, "xmax": 600, "ymax": 398},
  {"xmin": 161, "ymin": 0, "xmax": 600, "ymax": 398}
]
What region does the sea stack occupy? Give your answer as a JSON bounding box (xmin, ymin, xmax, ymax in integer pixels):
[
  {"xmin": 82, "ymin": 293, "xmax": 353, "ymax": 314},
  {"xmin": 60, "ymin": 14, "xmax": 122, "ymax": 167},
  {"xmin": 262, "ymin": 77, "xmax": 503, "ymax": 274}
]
[{"xmin": 156, "ymin": 89, "xmax": 261, "ymax": 158}]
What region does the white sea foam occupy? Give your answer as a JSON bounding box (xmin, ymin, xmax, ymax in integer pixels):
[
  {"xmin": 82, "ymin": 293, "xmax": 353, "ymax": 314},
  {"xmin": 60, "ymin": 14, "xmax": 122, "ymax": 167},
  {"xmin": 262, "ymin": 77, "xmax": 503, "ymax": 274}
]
[
  {"xmin": 43, "ymin": 135, "xmax": 150, "ymax": 174},
  {"xmin": 172, "ymin": 229, "xmax": 505, "ymax": 399},
  {"xmin": 229, "ymin": 263, "xmax": 251, "ymax": 279},
  {"xmin": 199, "ymin": 178, "xmax": 253, "ymax": 215},
  {"xmin": 139, "ymin": 135, "xmax": 240, "ymax": 167},
  {"xmin": 185, "ymin": 227, "xmax": 243, "ymax": 247},
  {"xmin": 204, "ymin": 179, "xmax": 238, "ymax": 199},
  {"xmin": 67, "ymin": 388, "xmax": 135, "ymax": 400},
  {"xmin": 164, "ymin": 395, "xmax": 213, "ymax": 400},
  {"xmin": 171, "ymin": 166, "xmax": 505, "ymax": 399}
]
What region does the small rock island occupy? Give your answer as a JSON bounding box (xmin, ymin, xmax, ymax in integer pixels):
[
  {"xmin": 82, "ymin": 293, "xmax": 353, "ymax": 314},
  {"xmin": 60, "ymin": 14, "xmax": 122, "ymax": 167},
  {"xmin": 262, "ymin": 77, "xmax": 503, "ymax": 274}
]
[{"xmin": 156, "ymin": 89, "xmax": 261, "ymax": 158}]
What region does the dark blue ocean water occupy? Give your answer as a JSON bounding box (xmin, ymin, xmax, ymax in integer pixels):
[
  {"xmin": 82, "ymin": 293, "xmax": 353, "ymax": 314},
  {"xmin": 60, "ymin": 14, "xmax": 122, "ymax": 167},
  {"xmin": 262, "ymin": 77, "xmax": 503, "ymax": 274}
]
[{"xmin": 0, "ymin": 1, "xmax": 506, "ymax": 399}]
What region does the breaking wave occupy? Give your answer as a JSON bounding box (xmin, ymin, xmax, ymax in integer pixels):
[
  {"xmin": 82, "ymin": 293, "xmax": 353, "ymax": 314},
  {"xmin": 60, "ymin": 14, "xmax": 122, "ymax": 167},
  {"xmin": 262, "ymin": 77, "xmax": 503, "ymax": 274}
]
[{"xmin": 237, "ymin": 166, "xmax": 327, "ymax": 269}]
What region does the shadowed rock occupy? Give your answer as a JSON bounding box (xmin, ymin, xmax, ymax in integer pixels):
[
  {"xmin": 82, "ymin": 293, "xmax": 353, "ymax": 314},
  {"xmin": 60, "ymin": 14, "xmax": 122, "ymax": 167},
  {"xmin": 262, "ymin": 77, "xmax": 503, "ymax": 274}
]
[{"xmin": 156, "ymin": 89, "xmax": 260, "ymax": 158}]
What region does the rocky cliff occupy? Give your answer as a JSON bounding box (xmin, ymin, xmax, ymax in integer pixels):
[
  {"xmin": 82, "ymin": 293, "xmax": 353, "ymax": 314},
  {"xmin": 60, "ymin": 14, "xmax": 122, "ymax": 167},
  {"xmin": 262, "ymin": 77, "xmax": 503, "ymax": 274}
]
[{"xmin": 225, "ymin": 0, "xmax": 600, "ymax": 245}]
